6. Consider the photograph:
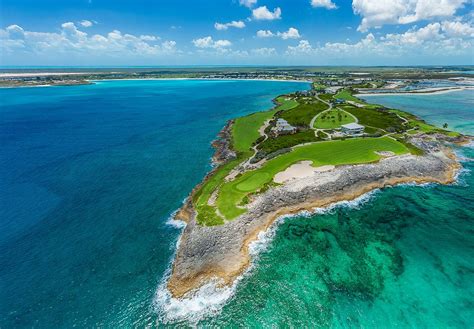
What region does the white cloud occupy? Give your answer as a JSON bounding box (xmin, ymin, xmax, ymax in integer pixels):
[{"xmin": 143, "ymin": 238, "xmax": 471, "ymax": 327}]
[
  {"xmin": 256, "ymin": 30, "xmax": 274, "ymax": 37},
  {"xmin": 441, "ymin": 20, "xmax": 474, "ymax": 37},
  {"xmin": 278, "ymin": 27, "xmax": 301, "ymax": 39},
  {"xmin": 139, "ymin": 35, "xmax": 160, "ymax": 41},
  {"xmin": 287, "ymin": 40, "xmax": 314, "ymax": 54},
  {"xmin": 192, "ymin": 36, "xmax": 232, "ymax": 48},
  {"xmin": 286, "ymin": 20, "xmax": 474, "ymax": 60},
  {"xmin": 311, "ymin": 0, "xmax": 337, "ymax": 9},
  {"xmin": 257, "ymin": 28, "xmax": 301, "ymax": 39},
  {"xmin": 352, "ymin": 0, "xmax": 469, "ymax": 32},
  {"xmin": 6, "ymin": 25, "xmax": 24, "ymax": 39},
  {"xmin": 80, "ymin": 20, "xmax": 93, "ymax": 27},
  {"xmin": 0, "ymin": 22, "xmax": 178, "ymax": 58},
  {"xmin": 252, "ymin": 6, "xmax": 282, "ymax": 20},
  {"xmin": 162, "ymin": 40, "xmax": 177, "ymax": 51},
  {"xmin": 214, "ymin": 20, "xmax": 246, "ymax": 30},
  {"xmin": 239, "ymin": 0, "xmax": 257, "ymax": 8},
  {"xmin": 252, "ymin": 47, "xmax": 277, "ymax": 56}
]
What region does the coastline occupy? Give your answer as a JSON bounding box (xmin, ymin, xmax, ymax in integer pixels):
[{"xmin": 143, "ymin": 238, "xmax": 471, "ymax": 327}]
[
  {"xmin": 168, "ymin": 144, "xmax": 462, "ymax": 299},
  {"xmin": 356, "ymin": 85, "xmax": 474, "ymax": 97},
  {"xmin": 91, "ymin": 78, "xmax": 314, "ymax": 83},
  {"xmin": 0, "ymin": 77, "xmax": 313, "ymax": 89}
]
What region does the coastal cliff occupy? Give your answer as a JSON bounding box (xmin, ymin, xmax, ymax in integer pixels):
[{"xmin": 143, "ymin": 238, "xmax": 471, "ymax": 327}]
[{"xmin": 168, "ymin": 142, "xmax": 461, "ymax": 298}]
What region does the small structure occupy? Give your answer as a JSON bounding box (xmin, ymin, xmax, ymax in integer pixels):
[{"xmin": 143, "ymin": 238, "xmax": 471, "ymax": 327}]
[
  {"xmin": 274, "ymin": 118, "xmax": 297, "ymax": 135},
  {"xmin": 341, "ymin": 123, "xmax": 364, "ymax": 136},
  {"xmin": 335, "ymin": 98, "xmax": 345, "ymax": 104}
]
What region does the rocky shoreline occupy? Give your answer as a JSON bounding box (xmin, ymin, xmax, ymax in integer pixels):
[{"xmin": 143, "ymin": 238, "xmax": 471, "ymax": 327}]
[{"xmin": 168, "ymin": 138, "xmax": 463, "ymax": 298}]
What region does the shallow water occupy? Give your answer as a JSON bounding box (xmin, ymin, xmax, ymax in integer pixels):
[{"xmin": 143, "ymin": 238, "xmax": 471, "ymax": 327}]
[
  {"xmin": 0, "ymin": 81, "xmax": 472, "ymax": 327},
  {"xmin": 360, "ymin": 90, "xmax": 474, "ymax": 134},
  {"xmin": 0, "ymin": 79, "xmax": 309, "ymax": 327},
  {"xmin": 196, "ymin": 90, "xmax": 474, "ymax": 327}
]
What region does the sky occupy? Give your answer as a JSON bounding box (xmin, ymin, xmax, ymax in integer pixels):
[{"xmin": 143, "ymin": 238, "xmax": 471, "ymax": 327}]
[{"xmin": 0, "ymin": 0, "xmax": 473, "ymax": 66}]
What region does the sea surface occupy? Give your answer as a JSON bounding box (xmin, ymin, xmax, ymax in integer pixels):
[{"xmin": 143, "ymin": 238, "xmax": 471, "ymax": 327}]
[
  {"xmin": 360, "ymin": 90, "xmax": 474, "ymax": 134},
  {"xmin": 0, "ymin": 81, "xmax": 473, "ymax": 327}
]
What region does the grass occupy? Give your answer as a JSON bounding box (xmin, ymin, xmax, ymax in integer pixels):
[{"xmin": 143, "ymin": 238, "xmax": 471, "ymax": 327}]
[
  {"xmin": 193, "ymin": 96, "xmax": 300, "ymax": 225},
  {"xmin": 313, "ymin": 108, "xmax": 355, "ymax": 129},
  {"xmin": 389, "ymin": 109, "xmax": 461, "ymax": 137},
  {"xmin": 394, "ymin": 137, "xmax": 424, "ymax": 155},
  {"xmin": 334, "ymin": 89, "xmax": 363, "ymax": 103},
  {"xmin": 279, "ymin": 101, "xmax": 328, "ymax": 127},
  {"xmin": 258, "ymin": 130, "xmax": 319, "ymax": 154},
  {"xmin": 318, "ymin": 94, "xmax": 334, "ymax": 102},
  {"xmin": 232, "ymin": 97, "xmax": 299, "ymax": 153},
  {"xmin": 342, "ymin": 106, "xmax": 405, "ymax": 132},
  {"xmin": 216, "ymin": 137, "xmax": 410, "ymax": 219}
]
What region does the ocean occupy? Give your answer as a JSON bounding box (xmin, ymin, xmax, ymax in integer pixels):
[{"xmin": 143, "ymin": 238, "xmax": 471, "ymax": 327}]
[
  {"xmin": 360, "ymin": 90, "xmax": 474, "ymax": 135},
  {"xmin": 0, "ymin": 80, "xmax": 472, "ymax": 327}
]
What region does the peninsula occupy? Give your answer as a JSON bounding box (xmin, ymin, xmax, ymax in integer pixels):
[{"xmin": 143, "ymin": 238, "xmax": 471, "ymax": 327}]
[{"xmin": 167, "ymin": 83, "xmax": 469, "ymax": 298}]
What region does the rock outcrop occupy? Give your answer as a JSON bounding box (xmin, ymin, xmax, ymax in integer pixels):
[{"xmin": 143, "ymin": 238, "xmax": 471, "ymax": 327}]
[{"xmin": 168, "ymin": 147, "xmax": 460, "ymax": 298}]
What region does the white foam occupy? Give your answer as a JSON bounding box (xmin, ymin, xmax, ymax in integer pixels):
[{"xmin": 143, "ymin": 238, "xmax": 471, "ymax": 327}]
[
  {"xmin": 165, "ymin": 201, "xmax": 188, "ymax": 230},
  {"xmin": 153, "ymin": 189, "xmax": 381, "ymax": 324},
  {"xmin": 154, "ymin": 277, "xmax": 235, "ymax": 324},
  {"xmin": 165, "ymin": 214, "xmax": 186, "ymax": 230}
]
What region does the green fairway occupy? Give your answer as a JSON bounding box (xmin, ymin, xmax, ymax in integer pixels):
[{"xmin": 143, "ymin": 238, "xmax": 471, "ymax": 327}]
[
  {"xmin": 232, "ymin": 98, "xmax": 299, "ymax": 153},
  {"xmin": 194, "ymin": 96, "xmax": 300, "ymax": 225},
  {"xmin": 313, "ymin": 108, "xmax": 355, "ymax": 129},
  {"xmin": 216, "ymin": 137, "xmax": 410, "ymax": 219},
  {"xmin": 236, "ymin": 172, "xmax": 271, "ymax": 191}
]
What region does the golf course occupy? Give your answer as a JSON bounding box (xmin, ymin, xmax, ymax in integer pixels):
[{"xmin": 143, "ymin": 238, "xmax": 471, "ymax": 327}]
[{"xmin": 192, "ymin": 88, "xmax": 452, "ymax": 225}]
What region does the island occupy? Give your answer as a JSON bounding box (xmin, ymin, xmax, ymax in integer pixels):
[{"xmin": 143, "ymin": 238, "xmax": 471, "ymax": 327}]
[{"xmin": 167, "ymin": 83, "xmax": 470, "ymax": 298}]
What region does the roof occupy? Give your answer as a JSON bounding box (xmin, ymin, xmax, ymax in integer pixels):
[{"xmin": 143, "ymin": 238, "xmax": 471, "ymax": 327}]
[
  {"xmin": 278, "ymin": 126, "xmax": 295, "ymax": 131},
  {"xmin": 341, "ymin": 123, "xmax": 364, "ymax": 130}
]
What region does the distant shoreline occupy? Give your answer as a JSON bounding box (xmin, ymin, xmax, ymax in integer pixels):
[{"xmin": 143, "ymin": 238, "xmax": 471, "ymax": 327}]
[
  {"xmin": 357, "ymin": 86, "xmax": 474, "ymax": 96},
  {"xmin": 92, "ymin": 78, "xmax": 313, "ymax": 83},
  {"xmin": 0, "ymin": 77, "xmax": 313, "ymax": 89}
]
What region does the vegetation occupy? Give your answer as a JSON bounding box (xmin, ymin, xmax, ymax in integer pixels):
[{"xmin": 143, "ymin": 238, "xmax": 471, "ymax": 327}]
[
  {"xmin": 258, "ymin": 130, "xmax": 319, "ymax": 154},
  {"xmin": 279, "ymin": 101, "xmax": 328, "ymax": 127},
  {"xmin": 334, "ymin": 89, "xmax": 362, "ymax": 103},
  {"xmin": 313, "ymin": 108, "xmax": 355, "ymax": 129},
  {"xmin": 216, "ymin": 137, "xmax": 410, "ymax": 219},
  {"xmin": 232, "ymin": 97, "xmax": 299, "ymax": 153},
  {"xmin": 318, "ymin": 94, "xmax": 334, "ymax": 102},
  {"xmin": 191, "ymin": 85, "xmax": 460, "ymax": 226},
  {"xmin": 389, "ymin": 109, "xmax": 460, "ymax": 137},
  {"xmin": 342, "ymin": 105, "xmax": 405, "ymax": 132}
]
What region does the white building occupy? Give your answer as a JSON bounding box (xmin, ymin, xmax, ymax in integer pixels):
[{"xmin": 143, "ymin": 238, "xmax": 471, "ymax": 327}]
[
  {"xmin": 274, "ymin": 118, "xmax": 297, "ymax": 134},
  {"xmin": 341, "ymin": 123, "xmax": 364, "ymax": 136}
]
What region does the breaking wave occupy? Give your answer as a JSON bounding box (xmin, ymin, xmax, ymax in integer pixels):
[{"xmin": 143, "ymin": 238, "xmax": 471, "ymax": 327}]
[{"xmin": 153, "ymin": 189, "xmax": 380, "ymax": 324}]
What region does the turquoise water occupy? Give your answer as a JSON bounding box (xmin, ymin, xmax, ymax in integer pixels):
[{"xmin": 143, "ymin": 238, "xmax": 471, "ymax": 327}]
[
  {"xmin": 0, "ymin": 80, "xmax": 309, "ymax": 327},
  {"xmin": 198, "ymin": 90, "xmax": 474, "ymax": 327},
  {"xmin": 1, "ymin": 81, "xmax": 472, "ymax": 327},
  {"xmin": 360, "ymin": 90, "xmax": 474, "ymax": 135}
]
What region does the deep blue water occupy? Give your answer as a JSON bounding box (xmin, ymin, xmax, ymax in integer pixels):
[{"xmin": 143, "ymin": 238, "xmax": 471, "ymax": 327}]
[
  {"xmin": 1, "ymin": 81, "xmax": 472, "ymax": 327},
  {"xmin": 0, "ymin": 80, "xmax": 309, "ymax": 327}
]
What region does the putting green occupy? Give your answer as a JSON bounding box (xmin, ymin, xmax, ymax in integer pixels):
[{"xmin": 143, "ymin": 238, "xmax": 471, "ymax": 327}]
[
  {"xmin": 236, "ymin": 172, "xmax": 271, "ymax": 192},
  {"xmin": 216, "ymin": 137, "xmax": 409, "ymax": 219}
]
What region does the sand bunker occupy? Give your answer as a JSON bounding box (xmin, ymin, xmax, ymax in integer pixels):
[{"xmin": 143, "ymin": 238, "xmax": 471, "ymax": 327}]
[{"xmin": 274, "ymin": 161, "xmax": 335, "ymax": 184}]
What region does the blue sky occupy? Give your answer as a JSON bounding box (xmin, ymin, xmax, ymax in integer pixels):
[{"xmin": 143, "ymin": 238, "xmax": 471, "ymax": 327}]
[{"xmin": 1, "ymin": 0, "xmax": 473, "ymax": 66}]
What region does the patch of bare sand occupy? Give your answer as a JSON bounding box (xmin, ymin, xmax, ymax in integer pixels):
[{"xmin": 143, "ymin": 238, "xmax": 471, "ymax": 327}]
[{"xmin": 273, "ymin": 161, "xmax": 335, "ymax": 184}]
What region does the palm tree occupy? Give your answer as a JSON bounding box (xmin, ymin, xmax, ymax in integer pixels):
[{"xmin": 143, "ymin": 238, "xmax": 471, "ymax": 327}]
[{"xmin": 443, "ymin": 123, "xmax": 448, "ymax": 129}]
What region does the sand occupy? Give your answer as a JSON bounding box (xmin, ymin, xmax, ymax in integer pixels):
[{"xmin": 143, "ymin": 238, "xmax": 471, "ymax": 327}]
[{"xmin": 273, "ymin": 161, "xmax": 335, "ymax": 184}]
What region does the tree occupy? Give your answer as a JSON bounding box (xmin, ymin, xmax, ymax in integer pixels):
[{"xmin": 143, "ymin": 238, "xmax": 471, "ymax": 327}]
[{"xmin": 443, "ymin": 123, "xmax": 448, "ymax": 129}]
